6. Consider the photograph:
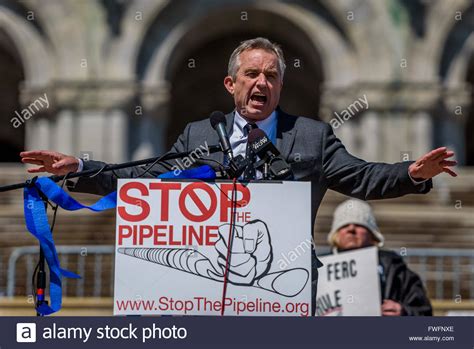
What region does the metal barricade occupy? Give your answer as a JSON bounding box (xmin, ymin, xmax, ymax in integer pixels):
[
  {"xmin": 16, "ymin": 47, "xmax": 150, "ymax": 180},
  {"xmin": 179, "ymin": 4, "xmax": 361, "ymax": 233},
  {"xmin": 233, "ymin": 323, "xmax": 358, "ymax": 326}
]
[
  {"xmin": 7, "ymin": 245, "xmax": 114, "ymax": 297},
  {"xmin": 6, "ymin": 246, "xmax": 474, "ymax": 299}
]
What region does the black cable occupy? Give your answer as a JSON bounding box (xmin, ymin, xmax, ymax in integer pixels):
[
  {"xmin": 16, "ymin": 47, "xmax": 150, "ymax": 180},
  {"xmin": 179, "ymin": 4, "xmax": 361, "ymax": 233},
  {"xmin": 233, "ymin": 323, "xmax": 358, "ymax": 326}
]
[
  {"xmin": 86, "ymin": 154, "xmax": 172, "ymax": 180},
  {"xmin": 196, "ymin": 158, "xmax": 227, "ymax": 174},
  {"xmin": 79, "ymin": 149, "xmax": 227, "ymax": 180},
  {"xmin": 87, "ymin": 164, "xmax": 109, "ymax": 178},
  {"xmin": 134, "ymin": 154, "xmax": 227, "ymax": 179},
  {"xmin": 134, "ymin": 153, "xmax": 174, "ymax": 178},
  {"xmin": 31, "ymin": 262, "xmax": 39, "ymax": 302}
]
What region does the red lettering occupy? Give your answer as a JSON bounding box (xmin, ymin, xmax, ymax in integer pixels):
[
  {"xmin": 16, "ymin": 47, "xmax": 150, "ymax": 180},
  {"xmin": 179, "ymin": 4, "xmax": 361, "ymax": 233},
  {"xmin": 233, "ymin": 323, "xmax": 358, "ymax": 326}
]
[
  {"xmin": 220, "ymin": 184, "xmax": 251, "ymax": 222},
  {"xmin": 179, "ymin": 183, "xmax": 217, "ymax": 222},
  {"xmin": 205, "ymin": 226, "xmax": 218, "ymax": 245},
  {"xmin": 149, "ymin": 182, "xmax": 181, "ymax": 221},
  {"xmin": 118, "ymin": 225, "xmax": 132, "ymax": 245},
  {"xmin": 153, "ymin": 225, "xmax": 168, "ymax": 245},
  {"xmin": 139, "ymin": 225, "xmax": 153, "ymax": 245},
  {"xmin": 119, "ymin": 224, "xmax": 220, "ymax": 246},
  {"xmin": 169, "ymin": 225, "xmax": 181, "ymax": 245},
  {"xmin": 133, "ymin": 225, "xmax": 137, "ymax": 244},
  {"xmin": 188, "ymin": 226, "xmax": 203, "ymax": 245},
  {"xmin": 118, "ymin": 182, "xmax": 150, "ymax": 222}
]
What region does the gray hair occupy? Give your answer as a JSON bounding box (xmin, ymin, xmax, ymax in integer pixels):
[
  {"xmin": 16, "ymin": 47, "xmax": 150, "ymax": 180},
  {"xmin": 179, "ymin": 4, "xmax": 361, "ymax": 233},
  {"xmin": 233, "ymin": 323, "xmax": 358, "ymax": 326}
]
[{"xmin": 227, "ymin": 37, "xmax": 286, "ymax": 81}]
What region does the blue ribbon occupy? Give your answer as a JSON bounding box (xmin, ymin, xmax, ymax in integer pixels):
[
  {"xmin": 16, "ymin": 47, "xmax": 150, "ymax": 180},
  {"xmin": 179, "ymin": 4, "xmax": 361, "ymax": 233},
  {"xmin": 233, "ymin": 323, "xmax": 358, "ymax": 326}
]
[
  {"xmin": 158, "ymin": 164, "xmax": 217, "ymax": 180},
  {"xmin": 23, "ymin": 165, "xmax": 215, "ymax": 315}
]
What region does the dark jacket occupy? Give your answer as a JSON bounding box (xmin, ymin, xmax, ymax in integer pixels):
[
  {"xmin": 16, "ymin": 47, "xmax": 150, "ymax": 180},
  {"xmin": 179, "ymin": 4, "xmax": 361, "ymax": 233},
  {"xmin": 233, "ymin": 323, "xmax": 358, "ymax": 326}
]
[{"xmin": 378, "ymin": 250, "xmax": 432, "ymax": 316}]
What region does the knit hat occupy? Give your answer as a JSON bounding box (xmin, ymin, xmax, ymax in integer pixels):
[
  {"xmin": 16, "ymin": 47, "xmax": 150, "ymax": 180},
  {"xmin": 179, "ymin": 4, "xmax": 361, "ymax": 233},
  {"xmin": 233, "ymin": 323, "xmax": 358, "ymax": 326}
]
[{"xmin": 327, "ymin": 199, "xmax": 384, "ymax": 248}]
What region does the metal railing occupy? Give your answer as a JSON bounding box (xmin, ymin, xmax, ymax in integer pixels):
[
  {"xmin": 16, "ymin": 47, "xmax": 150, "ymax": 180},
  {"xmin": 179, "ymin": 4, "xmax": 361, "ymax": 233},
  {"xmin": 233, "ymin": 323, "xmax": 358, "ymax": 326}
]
[
  {"xmin": 315, "ymin": 246, "xmax": 473, "ymax": 300},
  {"xmin": 5, "ymin": 245, "xmax": 474, "ymax": 300},
  {"xmin": 402, "ymin": 248, "xmax": 474, "ymax": 300},
  {"xmin": 6, "ymin": 245, "xmax": 114, "ymax": 297}
]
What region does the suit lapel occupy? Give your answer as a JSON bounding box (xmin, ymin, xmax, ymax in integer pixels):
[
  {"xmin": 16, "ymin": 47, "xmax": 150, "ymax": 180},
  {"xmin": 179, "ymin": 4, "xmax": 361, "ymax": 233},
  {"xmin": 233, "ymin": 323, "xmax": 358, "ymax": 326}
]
[
  {"xmin": 225, "ymin": 111, "xmax": 234, "ymax": 135},
  {"xmin": 276, "ymin": 108, "xmax": 297, "ymax": 160}
]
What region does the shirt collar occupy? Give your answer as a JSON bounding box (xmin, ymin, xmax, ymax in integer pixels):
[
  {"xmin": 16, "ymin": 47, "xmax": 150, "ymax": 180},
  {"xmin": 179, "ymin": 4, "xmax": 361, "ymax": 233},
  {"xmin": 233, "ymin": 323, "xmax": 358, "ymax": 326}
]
[{"xmin": 233, "ymin": 109, "xmax": 277, "ymax": 136}]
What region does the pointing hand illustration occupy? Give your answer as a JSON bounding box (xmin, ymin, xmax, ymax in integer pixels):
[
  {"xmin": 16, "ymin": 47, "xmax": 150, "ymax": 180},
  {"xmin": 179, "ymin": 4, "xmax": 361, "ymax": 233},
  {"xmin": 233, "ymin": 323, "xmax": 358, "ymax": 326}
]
[{"xmin": 214, "ymin": 220, "xmax": 272, "ymax": 285}]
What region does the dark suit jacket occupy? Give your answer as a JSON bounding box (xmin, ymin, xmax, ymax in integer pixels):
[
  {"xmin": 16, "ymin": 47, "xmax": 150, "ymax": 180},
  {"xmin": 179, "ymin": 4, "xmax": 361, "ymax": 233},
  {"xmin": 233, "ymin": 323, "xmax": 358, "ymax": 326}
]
[
  {"xmin": 68, "ymin": 108, "xmax": 432, "ymax": 314},
  {"xmin": 68, "ymin": 108, "xmax": 432, "ymax": 225}
]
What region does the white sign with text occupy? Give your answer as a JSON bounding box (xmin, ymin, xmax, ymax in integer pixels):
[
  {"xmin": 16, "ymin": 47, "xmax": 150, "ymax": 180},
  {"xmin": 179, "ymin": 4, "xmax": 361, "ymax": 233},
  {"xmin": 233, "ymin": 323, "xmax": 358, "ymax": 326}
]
[
  {"xmin": 114, "ymin": 180, "xmax": 312, "ymax": 316},
  {"xmin": 316, "ymin": 247, "xmax": 381, "ymax": 316}
]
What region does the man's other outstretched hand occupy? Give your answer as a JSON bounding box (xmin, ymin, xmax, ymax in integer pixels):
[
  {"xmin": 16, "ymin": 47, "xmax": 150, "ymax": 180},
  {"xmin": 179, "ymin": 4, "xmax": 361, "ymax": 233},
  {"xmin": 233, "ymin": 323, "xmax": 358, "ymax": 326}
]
[
  {"xmin": 20, "ymin": 150, "xmax": 79, "ymax": 175},
  {"xmin": 408, "ymin": 147, "xmax": 457, "ymax": 180}
]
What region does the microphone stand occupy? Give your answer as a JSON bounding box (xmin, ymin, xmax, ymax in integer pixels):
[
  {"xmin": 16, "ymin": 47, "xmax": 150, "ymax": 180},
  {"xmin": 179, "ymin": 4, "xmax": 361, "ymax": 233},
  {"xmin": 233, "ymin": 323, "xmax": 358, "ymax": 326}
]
[
  {"xmin": 0, "ymin": 146, "xmax": 225, "ymax": 315},
  {"xmin": 0, "ymin": 146, "xmax": 224, "ymax": 193},
  {"xmin": 262, "ymin": 163, "xmax": 270, "ymax": 180},
  {"xmin": 254, "ymin": 158, "xmax": 271, "ymax": 180}
]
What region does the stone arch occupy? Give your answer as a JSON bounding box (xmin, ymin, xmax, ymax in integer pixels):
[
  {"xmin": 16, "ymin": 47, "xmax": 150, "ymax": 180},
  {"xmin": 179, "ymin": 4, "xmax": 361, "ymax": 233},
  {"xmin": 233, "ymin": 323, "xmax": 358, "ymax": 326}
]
[
  {"xmin": 0, "ymin": 28, "xmax": 24, "ymax": 161},
  {"xmin": 135, "ymin": 0, "xmax": 355, "ymax": 151},
  {"xmin": 0, "ymin": 2, "xmax": 52, "ymax": 87},
  {"xmin": 435, "ymin": 2, "xmax": 474, "ymax": 165},
  {"xmin": 103, "ymin": 0, "xmax": 170, "ymax": 80},
  {"xmin": 328, "ymin": 0, "xmax": 405, "ymax": 81},
  {"xmin": 141, "ymin": 1, "xmax": 355, "ymax": 87},
  {"xmin": 26, "ymin": 0, "xmax": 96, "ymax": 80},
  {"xmin": 439, "ymin": 4, "xmax": 474, "ymax": 84},
  {"xmin": 0, "ymin": 1, "xmax": 53, "ymax": 161},
  {"xmin": 394, "ymin": 0, "xmax": 470, "ymax": 82}
]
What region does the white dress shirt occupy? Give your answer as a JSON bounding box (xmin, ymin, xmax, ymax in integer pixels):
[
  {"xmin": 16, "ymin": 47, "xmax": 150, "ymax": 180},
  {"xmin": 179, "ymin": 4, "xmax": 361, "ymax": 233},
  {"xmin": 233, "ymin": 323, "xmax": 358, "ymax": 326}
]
[{"xmin": 229, "ymin": 110, "xmax": 277, "ymax": 159}]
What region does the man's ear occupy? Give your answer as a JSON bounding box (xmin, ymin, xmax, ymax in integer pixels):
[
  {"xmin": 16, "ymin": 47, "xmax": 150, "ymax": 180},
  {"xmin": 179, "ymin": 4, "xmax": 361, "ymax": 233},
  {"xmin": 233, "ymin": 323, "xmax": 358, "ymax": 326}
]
[{"xmin": 224, "ymin": 76, "xmax": 235, "ymax": 95}]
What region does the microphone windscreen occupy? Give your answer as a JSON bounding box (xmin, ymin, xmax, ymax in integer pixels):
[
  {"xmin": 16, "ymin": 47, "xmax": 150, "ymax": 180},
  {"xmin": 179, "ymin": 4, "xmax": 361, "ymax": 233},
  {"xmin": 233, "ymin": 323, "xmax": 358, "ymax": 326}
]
[
  {"xmin": 248, "ymin": 128, "xmax": 266, "ymax": 144},
  {"xmin": 210, "ymin": 111, "xmax": 226, "ymax": 129},
  {"xmin": 249, "ymin": 128, "xmax": 280, "ymax": 157}
]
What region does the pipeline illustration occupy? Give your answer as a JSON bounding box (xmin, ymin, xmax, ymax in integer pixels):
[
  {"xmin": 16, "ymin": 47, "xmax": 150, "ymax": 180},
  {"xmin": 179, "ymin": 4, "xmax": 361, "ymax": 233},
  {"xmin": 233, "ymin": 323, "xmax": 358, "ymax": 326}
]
[{"xmin": 117, "ymin": 220, "xmax": 309, "ymax": 297}]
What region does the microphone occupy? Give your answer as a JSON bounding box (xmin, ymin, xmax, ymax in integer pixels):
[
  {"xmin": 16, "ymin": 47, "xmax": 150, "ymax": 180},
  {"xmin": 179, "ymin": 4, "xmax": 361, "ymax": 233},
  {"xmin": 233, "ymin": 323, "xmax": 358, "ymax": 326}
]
[
  {"xmin": 209, "ymin": 111, "xmax": 246, "ymax": 178},
  {"xmin": 248, "ymin": 128, "xmax": 293, "ymax": 180},
  {"xmin": 210, "ymin": 111, "xmax": 233, "ymax": 160}
]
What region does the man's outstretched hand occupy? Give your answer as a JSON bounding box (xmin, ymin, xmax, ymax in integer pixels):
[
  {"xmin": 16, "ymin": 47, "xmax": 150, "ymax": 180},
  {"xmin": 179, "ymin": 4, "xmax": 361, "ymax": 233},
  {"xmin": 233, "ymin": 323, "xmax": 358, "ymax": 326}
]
[
  {"xmin": 408, "ymin": 147, "xmax": 457, "ymax": 180},
  {"xmin": 20, "ymin": 150, "xmax": 79, "ymax": 175}
]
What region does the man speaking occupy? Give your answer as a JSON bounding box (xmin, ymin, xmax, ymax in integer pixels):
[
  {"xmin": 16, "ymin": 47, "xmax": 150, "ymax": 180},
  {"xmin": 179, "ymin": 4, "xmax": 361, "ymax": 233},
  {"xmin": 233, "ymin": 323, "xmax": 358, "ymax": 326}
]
[{"xmin": 20, "ymin": 37, "xmax": 457, "ymax": 314}]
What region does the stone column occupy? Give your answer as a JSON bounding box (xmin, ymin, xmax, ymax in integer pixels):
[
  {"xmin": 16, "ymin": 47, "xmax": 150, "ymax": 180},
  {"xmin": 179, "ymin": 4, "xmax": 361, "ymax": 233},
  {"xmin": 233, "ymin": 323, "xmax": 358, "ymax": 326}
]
[
  {"xmin": 359, "ymin": 111, "xmax": 380, "ymax": 161},
  {"xmin": 76, "ymin": 109, "xmax": 108, "ymax": 162},
  {"xmin": 319, "ymin": 84, "xmax": 361, "ymax": 156},
  {"xmin": 53, "ymin": 109, "xmax": 75, "ymax": 155},
  {"xmin": 135, "ymin": 81, "xmax": 171, "ymax": 160},
  {"xmin": 411, "ymin": 111, "xmax": 432, "ymax": 158},
  {"xmin": 105, "ymin": 109, "xmax": 127, "ymax": 163},
  {"xmin": 25, "ymin": 117, "xmax": 51, "ymax": 151}
]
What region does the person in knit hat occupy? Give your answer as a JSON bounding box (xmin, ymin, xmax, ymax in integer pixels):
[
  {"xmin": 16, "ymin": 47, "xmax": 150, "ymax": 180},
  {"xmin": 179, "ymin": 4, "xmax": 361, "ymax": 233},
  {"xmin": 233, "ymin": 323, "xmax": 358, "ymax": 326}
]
[
  {"xmin": 328, "ymin": 199, "xmax": 385, "ymax": 251},
  {"xmin": 328, "ymin": 199, "xmax": 432, "ymax": 316}
]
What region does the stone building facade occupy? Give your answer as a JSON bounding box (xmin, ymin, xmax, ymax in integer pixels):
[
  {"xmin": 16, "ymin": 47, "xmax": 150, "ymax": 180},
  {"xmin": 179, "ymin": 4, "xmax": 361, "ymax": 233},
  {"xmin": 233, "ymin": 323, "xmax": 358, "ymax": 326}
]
[{"xmin": 0, "ymin": 0, "xmax": 473, "ymax": 166}]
